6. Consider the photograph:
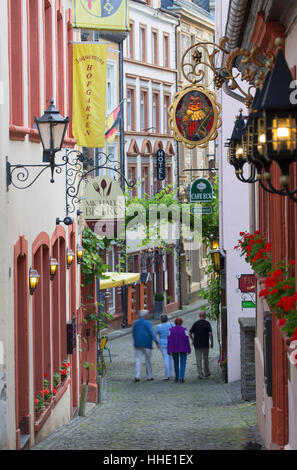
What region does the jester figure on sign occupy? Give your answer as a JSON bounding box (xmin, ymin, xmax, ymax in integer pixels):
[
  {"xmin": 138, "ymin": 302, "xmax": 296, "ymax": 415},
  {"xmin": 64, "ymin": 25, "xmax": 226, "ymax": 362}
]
[{"xmin": 176, "ymin": 91, "xmax": 214, "ymax": 143}]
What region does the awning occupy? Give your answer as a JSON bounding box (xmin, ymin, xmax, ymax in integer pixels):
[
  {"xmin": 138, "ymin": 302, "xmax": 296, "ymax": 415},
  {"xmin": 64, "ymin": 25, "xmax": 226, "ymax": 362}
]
[{"xmin": 99, "ymin": 272, "xmax": 140, "ymax": 289}]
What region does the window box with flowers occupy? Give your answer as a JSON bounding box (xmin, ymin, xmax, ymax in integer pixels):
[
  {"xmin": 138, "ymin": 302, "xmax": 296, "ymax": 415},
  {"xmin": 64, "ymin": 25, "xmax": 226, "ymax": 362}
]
[
  {"xmin": 235, "ymin": 231, "xmax": 297, "ymax": 344},
  {"xmin": 60, "ymin": 360, "xmax": 71, "ymax": 382},
  {"xmin": 234, "ymin": 231, "xmax": 272, "ymax": 279}
]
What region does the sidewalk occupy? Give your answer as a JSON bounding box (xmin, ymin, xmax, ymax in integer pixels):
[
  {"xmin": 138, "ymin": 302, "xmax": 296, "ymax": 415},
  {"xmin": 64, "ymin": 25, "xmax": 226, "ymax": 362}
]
[
  {"xmin": 32, "ymin": 306, "xmax": 265, "ymax": 451},
  {"xmin": 106, "ymin": 298, "xmax": 208, "ymax": 341}
]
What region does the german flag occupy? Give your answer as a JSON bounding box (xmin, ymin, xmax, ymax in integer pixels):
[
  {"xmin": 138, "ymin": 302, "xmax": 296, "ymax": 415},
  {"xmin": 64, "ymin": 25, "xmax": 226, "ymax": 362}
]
[{"xmin": 105, "ymin": 101, "xmax": 124, "ymax": 143}]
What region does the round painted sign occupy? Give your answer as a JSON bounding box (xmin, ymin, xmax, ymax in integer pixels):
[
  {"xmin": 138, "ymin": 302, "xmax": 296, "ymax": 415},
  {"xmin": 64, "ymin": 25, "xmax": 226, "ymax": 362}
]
[
  {"xmin": 169, "ymin": 84, "xmax": 221, "ymax": 149},
  {"xmin": 175, "ymin": 90, "xmax": 214, "ymax": 143}
]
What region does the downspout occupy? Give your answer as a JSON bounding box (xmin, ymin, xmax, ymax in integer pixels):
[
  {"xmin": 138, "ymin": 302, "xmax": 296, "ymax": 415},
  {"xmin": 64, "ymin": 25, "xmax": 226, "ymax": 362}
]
[
  {"xmin": 174, "ymin": 13, "xmax": 183, "ymax": 310},
  {"xmin": 119, "ymin": 38, "xmax": 128, "ymax": 327}
]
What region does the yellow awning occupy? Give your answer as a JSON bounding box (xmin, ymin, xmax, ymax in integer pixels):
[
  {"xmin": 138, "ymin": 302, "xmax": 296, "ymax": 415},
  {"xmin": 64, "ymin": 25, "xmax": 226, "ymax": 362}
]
[{"xmin": 99, "ymin": 272, "xmax": 140, "ymax": 289}]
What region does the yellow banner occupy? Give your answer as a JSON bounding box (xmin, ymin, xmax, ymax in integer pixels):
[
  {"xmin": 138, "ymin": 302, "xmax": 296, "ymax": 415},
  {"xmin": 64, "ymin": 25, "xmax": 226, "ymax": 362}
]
[
  {"xmin": 72, "ymin": 0, "xmax": 129, "ymax": 31},
  {"xmin": 72, "ymin": 44, "xmax": 107, "ymax": 148}
]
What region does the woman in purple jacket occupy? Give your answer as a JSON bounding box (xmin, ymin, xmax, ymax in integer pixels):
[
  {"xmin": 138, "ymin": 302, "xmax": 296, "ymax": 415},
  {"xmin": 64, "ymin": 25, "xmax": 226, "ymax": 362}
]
[{"xmin": 167, "ymin": 317, "xmax": 191, "ymax": 382}]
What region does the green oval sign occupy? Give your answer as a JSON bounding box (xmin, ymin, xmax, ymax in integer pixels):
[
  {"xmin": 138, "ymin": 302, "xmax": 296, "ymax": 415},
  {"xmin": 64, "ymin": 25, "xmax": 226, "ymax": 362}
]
[{"xmin": 190, "ymin": 178, "xmax": 213, "ymax": 203}]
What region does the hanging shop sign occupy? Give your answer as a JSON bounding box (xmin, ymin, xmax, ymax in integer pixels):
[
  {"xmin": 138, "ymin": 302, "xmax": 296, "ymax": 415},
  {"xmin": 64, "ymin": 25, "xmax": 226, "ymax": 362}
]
[
  {"xmin": 83, "ymin": 175, "xmax": 125, "ymax": 237},
  {"xmin": 168, "ymin": 83, "xmax": 222, "ymax": 149},
  {"xmin": 190, "ymin": 178, "xmax": 213, "ymax": 203},
  {"xmin": 72, "ymin": 0, "xmax": 129, "ymax": 32},
  {"xmin": 242, "ymin": 300, "xmax": 256, "ymax": 309},
  {"xmin": 191, "ymin": 205, "xmax": 213, "ymax": 214},
  {"xmin": 238, "ymin": 274, "xmax": 256, "ymax": 293},
  {"xmin": 156, "ymin": 149, "xmax": 166, "ymax": 181},
  {"xmin": 72, "ymin": 43, "xmax": 107, "ymax": 148}
]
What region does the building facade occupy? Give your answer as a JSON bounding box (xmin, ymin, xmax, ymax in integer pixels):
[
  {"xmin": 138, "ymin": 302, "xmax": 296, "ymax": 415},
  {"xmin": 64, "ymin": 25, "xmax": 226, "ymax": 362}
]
[
  {"xmin": 0, "ymin": 0, "xmax": 85, "ymax": 449},
  {"xmin": 173, "ymin": 0, "xmax": 215, "ymax": 306},
  {"xmin": 221, "ymin": 0, "xmax": 297, "ymax": 450},
  {"xmin": 123, "ymin": 0, "xmax": 180, "ymax": 320}
]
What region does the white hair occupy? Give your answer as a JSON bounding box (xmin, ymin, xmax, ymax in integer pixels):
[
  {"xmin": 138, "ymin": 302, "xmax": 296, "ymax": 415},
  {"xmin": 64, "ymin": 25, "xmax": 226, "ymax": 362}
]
[{"xmin": 138, "ymin": 310, "xmax": 149, "ymax": 318}]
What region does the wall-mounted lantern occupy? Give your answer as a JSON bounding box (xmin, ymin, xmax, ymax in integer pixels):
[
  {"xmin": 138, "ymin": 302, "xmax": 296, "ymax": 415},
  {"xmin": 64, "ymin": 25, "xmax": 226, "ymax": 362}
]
[
  {"xmin": 29, "ymin": 268, "xmax": 40, "ymax": 295},
  {"xmin": 49, "ymin": 258, "xmax": 59, "ymax": 281},
  {"xmin": 76, "ymin": 244, "xmax": 85, "ymax": 264},
  {"xmin": 66, "ymin": 249, "xmax": 75, "ymax": 269}
]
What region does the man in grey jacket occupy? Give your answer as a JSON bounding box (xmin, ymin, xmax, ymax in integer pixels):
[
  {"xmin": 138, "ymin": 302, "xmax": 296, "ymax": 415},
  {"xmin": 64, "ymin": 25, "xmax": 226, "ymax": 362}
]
[{"xmin": 132, "ymin": 310, "xmax": 159, "ymax": 382}]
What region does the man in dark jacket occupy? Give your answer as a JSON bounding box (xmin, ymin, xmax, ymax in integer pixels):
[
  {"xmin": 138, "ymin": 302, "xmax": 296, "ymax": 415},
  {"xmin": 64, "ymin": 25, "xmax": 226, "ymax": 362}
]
[
  {"xmin": 132, "ymin": 310, "xmax": 159, "ymax": 382},
  {"xmin": 189, "ymin": 311, "xmax": 213, "ymax": 379}
]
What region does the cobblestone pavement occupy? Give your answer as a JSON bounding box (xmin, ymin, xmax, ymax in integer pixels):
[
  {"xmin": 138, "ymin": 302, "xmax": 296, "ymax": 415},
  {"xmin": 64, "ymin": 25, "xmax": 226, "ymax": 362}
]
[{"xmin": 33, "ymin": 309, "xmax": 265, "ymax": 451}]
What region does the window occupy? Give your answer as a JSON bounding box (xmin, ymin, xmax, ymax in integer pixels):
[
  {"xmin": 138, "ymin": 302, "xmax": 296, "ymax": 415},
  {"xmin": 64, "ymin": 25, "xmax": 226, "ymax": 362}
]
[
  {"xmin": 127, "ymin": 87, "xmax": 135, "ymax": 131},
  {"xmin": 8, "ymin": 0, "xmax": 24, "ymax": 136},
  {"xmin": 163, "ymin": 95, "xmax": 170, "ymax": 134},
  {"xmin": 128, "ymin": 166, "xmax": 137, "ymax": 198},
  {"xmin": 126, "ymin": 21, "xmax": 134, "ymax": 58},
  {"xmin": 140, "ymin": 90, "xmax": 148, "ymax": 131},
  {"xmin": 56, "ymin": 5, "xmax": 65, "ymax": 116},
  {"xmin": 44, "ymin": 1, "xmax": 53, "ymax": 110},
  {"xmin": 152, "ymin": 30, "xmax": 158, "ymax": 65},
  {"xmin": 141, "ymin": 165, "xmax": 149, "ymax": 196},
  {"xmin": 107, "ymin": 143, "xmax": 118, "ymax": 180},
  {"xmin": 27, "ymin": 0, "xmax": 41, "ymax": 130},
  {"xmin": 140, "ymin": 26, "xmax": 147, "ymax": 62},
  {"xmin": 163, "ymin": 33, "xmax": 169, "ymax": 68},
  {"xmin": 107, "ymin": 62, "xmax": 116, "ymax": 114},
  {"xmin": 152, "ymin": 93, "xmax": 160, "ymax": 133}
]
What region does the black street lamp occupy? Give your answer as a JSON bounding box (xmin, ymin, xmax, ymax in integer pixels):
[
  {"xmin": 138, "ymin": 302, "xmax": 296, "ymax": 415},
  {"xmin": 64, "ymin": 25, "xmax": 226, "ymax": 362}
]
[
  {"xmin": 228, "ymin": 39, "xmax": 297, "ymax": 202},
  {"xmin": 34, "ymin": 98, "xmax": 69, "ymax": 164}
]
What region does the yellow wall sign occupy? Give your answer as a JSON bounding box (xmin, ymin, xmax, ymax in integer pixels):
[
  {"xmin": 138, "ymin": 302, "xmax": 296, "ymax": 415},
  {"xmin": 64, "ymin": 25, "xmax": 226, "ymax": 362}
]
[
  {"xmin": 72, "ymin": 0, "xmax": 129, "ymax": 31},
  {"xmin": 72, "ymin": 43, "xmax": 107, "ymax": 148}
]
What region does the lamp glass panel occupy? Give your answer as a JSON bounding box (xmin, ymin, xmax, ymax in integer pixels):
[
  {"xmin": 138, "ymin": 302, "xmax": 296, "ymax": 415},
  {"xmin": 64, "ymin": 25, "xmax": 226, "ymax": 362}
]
[
  {"xmin": 257, "ymin": 118, "xmax": 266, "ymax": 155},
  {"xmin": 235, "ymin": 144, "xmax": 244, "ymax": 159},
  {"xmin": 272, "ymin": 116, "xmax": 297, "ymax": 152},
  {"xmin": 37, "ymin": 122, "xmax": 52, "ymax": 151},
  {"xmin": 52, "ymin": 121, "xmax": 67, "ymax": 152}
]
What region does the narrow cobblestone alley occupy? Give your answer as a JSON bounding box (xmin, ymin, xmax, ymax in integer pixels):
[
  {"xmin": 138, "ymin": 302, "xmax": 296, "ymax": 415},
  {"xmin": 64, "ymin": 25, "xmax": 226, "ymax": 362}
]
[{"xmin": 33, "ymin": 309, "xmax": 264, "ymax": 451}]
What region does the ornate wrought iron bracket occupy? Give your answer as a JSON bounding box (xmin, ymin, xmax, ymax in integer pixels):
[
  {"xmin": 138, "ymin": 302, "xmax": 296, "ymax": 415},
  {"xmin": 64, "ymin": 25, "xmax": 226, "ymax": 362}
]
[{"xmin": 6, "ymin": 149, "xmax": 135, "ymax": 216}]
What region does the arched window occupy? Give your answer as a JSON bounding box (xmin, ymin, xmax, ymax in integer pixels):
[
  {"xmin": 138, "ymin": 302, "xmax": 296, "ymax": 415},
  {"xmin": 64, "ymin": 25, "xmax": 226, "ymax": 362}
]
[
  {"xmin": 14, "ymin": 236, "xmax": 30, "ymax": 445},
  {"xmin": 51, "ymin": 230, "xmax": 67, "ymax": 373},
  {"xmin": 32, "ymin": 234, "xmax": 50, "ymax": 399}
]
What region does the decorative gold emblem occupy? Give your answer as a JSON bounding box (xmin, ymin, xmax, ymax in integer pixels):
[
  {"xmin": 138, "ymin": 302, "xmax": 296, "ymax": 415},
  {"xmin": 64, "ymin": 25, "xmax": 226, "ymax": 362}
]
[
  {"xmin": 168, "ymin": 83, "xmax": 221, "ymax": 149},
  {"xmin": 169, "ymin": 37, "xmax": 275, "ymax": 149}
]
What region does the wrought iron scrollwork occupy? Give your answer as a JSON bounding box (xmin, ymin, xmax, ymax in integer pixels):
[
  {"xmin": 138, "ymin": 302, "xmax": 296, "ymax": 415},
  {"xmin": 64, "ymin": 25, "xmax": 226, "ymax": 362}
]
[
  {"xmin": 181, "ymin": 37, "xmax": 274, "ymax": 109},
  {"xmin": 6, "ymin": 149, "xmax": 136, "ymax": 216}
]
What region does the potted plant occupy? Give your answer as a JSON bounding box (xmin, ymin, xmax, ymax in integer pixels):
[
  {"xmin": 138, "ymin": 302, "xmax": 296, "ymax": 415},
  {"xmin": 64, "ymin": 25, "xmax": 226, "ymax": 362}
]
[
  {"xmin": 60, "ymin": 360, "xmax": 71, "ymax": 382},
  {"xmin": 154, "ymin": 293, "xmax": 164, "ymax": 318},
  {"xmin": 218, "ymin": 354, "xmax": 227, "ymax": 382},
  {"xmin": 53, "ymin": 372, "xmax": 61, "ymax": 389},
  {"xmin": 34, "ymin": 393, "xmax": 45, "ymax": 418},
  {"xmin": 79, "ymin": 362, "xmax": 94, "ymax": 417}
]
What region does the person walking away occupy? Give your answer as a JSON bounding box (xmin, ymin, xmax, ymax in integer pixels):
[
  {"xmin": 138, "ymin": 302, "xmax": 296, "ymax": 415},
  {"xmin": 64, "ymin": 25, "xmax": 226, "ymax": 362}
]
[
  {"xmin": 132, "ymin": 310, "xmax": 160, "ymax": 382},
  {"xmin": 167, "ymin": 318, "xmax": 191, "ymax": 383},
  {"xmin": 155, "ymin": 314, "xmax": 174, "ymax": 380},
  {"xmin": 189, "ymin": 310, "xmax": 213, "ymax": 379}
]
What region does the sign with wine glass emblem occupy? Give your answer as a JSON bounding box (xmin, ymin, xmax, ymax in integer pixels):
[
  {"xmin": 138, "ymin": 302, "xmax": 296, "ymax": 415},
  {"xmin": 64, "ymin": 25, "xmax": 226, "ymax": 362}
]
[
  {"xmin": 83, "ymin": 175, "xmax": 125, "ymax": 237},
  {"xmin": 190, "ymin": 178, "xmax": 213, "ymax": 203}
]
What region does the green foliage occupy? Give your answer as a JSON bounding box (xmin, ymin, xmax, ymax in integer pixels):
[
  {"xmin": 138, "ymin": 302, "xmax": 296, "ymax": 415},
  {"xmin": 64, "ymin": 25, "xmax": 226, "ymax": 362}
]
[
  {"xmin": 199, "ymin": 274, "xmax": 221, "ymax": 321},
  {"xmin": 201, "ymin": 175, "xmax": 219, "ymax": 246},
  {"xmin": 81, "ymin": 226, "xmax": 110, "ymax": 286},
  {"xmin": 155, "ymin": 293, "xmax": 164, "ymax": 302}
]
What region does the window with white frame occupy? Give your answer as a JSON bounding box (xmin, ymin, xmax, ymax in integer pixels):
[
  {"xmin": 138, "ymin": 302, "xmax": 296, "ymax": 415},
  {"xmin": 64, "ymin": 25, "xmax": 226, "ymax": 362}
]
[
  {"xmin": 107, "ymin": 143, "xmax": 118, "ymax": 180},
  {"xmin": 107, "ymin": 62, "xmax": 117, "ymax": 114}
]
